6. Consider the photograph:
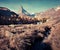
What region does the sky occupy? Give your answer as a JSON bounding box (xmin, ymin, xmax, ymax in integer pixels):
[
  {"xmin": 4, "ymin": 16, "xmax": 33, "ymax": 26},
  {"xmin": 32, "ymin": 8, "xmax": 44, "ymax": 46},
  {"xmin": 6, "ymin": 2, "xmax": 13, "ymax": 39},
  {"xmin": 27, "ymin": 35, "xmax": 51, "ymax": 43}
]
[{"xmin": 0, "ymin": 0, "xmax": 60, "ymax": 13}]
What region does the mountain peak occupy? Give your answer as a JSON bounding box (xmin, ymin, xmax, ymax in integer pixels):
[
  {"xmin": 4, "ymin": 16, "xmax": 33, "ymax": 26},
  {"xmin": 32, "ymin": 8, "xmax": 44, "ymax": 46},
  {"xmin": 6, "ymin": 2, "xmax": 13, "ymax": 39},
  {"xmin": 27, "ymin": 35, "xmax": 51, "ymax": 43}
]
[
  {"xmin": 19, "ymin": 6, "xmax": 30, "ymax": 15},
  {"xmin": 19, "ymin": 6, "xmax": 35, "ymax": 17}
]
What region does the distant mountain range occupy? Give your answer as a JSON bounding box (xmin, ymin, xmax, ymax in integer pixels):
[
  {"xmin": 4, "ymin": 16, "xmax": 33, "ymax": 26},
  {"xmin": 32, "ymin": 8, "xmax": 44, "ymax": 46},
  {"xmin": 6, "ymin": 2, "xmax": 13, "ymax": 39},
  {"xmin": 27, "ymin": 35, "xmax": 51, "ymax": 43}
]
[
  {"xmin": 0, "ymin": 6, "xmax": 60, "ymax": 25},
  {"xmin": 35, "ymin": 6, "xmax": 60, "ymax": 19}
]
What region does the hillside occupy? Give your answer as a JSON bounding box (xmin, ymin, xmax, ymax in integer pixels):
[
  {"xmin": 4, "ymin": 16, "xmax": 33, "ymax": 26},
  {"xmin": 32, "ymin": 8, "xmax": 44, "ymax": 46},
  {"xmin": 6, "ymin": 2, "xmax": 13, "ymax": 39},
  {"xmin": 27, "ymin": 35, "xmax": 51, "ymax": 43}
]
[
  {"xmin": 0, "ymin": 15, "xmax": 60, "ymax": 50},
  {"xmin": 0, "ymin": 6, "xmax": 60, "ymax": 50}
]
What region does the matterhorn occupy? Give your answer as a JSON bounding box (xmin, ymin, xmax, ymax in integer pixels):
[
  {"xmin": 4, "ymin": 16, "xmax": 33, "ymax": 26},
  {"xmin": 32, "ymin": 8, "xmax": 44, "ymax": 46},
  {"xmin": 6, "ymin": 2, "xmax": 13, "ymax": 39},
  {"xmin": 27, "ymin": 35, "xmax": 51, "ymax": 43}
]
[{"xmin": 18, "ymin": 6, "xmax": 35, "ymax": 17}]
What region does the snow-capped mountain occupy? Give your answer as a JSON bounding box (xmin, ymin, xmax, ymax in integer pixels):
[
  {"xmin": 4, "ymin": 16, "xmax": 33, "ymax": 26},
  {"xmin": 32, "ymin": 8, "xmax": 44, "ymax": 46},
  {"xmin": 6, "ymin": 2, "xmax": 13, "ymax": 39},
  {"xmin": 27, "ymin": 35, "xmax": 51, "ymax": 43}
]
[{"xmin": 19, "ymin": 6, "xmax": 35, "ymax": 17}]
